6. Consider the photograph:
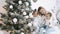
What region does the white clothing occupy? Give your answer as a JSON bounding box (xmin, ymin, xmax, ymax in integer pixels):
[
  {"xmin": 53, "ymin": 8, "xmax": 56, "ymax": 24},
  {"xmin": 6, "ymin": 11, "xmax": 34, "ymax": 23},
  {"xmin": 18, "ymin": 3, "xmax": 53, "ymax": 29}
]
[
  {"xmin": 0, "ymin": 31, "xmax": 4, "ymax": 34},
  {"xmin": 46, "ymin": 26, "xmax": 60, "ymax": 34},
  {"xmin": 46, "ymin": 11, "xmax": 60, "ymax": 34},
  {"xmin": 31, "ymin": 15, "xmax": 46, "ymax": 34}
]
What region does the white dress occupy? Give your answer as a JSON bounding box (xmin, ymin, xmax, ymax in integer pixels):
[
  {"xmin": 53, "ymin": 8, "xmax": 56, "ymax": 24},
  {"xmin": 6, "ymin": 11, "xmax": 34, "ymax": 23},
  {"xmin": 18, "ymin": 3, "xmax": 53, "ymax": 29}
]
[
  {"xmin": 46, "ymin": 17, "xmax": 60, "ymax": 34},
  {"xmin": 31, "ymin": 15, "xmax": 46, "ymax": 34},
  {"xmin": 43, "ymin": 11, "xmax": 60, "ymax": 34}
]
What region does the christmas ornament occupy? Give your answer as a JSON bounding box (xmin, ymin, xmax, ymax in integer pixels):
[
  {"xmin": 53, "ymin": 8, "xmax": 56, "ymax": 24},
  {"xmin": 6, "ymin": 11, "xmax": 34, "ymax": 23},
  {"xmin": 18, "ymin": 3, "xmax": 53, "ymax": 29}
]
[
  {"xmin": 13, "ymin": 18, "xmax": 18, "ymax": 23},
  {"xmin": 20, "ymin": 32, "xmax": 24, "ymax": 34},
  {"xmin": 18, "ymin": 5, "xmax": 22, "ymax": 10},
  {"xmin": 10, "ymin": 12, "xmax": 14, "ymax": 15},
  {"xmin": 24, "ymin": 2, "xmax": 29, "ymax": 6},
  {"xmin": 9, "ymin": 5, "xmax": 13, "ymax": 9},
  {"xmin": 25, "ymin": 7, "xmax": 30, "ymax": 11},
  {"xmin": 25, "ymin": 16, "xmax": 29, "ymax": 19},
  {"xmin": 18, "ymin": 0, "xmax": 22, "ymax": 4},
  {"xmin": 23, "ymin": 11, "xmax": 27, "ymax": 15},
  {"xmin": 27, "ymin": 23, "xmax": 32, "ymax": 27},
  {"xmin": 21, "ymin": 9, "xmax": 25, "ymax": 12},
  {"xmin": 22, "ymin": 4, "xmax": 26, "ymax": 9}
]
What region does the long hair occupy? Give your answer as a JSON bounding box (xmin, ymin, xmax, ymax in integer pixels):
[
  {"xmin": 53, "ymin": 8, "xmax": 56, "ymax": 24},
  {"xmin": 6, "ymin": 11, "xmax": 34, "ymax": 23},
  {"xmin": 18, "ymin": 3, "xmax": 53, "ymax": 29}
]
[
  {"xmin": 38, "ymin": 7, "xmax": 44, "ymax": 15},
  {"xmin": 38, "ymin": 7, "xmax": 43, "ymax": 12}
]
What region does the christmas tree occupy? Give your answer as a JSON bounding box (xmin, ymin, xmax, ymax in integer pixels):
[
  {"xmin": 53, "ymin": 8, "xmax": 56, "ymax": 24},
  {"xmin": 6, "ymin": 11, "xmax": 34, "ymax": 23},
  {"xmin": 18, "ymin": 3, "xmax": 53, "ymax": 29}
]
[{"xmin": 2, "ymin": 0, "xmax": 33, "ymax": 34}]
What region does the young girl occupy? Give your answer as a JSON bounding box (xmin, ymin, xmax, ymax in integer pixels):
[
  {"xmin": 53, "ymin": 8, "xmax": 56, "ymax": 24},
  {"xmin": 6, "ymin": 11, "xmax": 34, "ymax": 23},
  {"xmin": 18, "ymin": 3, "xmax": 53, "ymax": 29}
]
[
  {"xmin": 45, "ymin": 12, "xmax": 60, "ymax": 34},
  {"xmin": 37, "ymin": 12, "xmax": 52, "ymax": 34},
  {"xmin": 44, "ymin": 12, "xmax": 52, "ymax": 27}
]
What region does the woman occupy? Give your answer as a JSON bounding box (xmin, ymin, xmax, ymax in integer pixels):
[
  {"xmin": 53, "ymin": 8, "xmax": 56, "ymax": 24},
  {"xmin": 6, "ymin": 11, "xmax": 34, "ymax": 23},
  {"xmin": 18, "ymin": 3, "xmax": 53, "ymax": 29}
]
[
  {"xmin": 31, "ymin": 7, "xmax": 47, "ymax": 34},
  {"xmin": 37, "ymin": 7, "xmax": 47, "ymax": 34},
  {"xmin": 30, "ymin": 8, "xmax": 47, "ymax": 34}
]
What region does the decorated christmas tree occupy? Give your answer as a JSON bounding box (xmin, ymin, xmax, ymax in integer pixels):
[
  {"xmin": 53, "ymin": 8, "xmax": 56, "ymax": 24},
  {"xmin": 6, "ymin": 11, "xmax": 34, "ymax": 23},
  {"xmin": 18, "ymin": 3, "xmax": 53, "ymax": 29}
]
[{"xmin": 2, "ymin": 0, "xmax": 33, "ymax": 34}]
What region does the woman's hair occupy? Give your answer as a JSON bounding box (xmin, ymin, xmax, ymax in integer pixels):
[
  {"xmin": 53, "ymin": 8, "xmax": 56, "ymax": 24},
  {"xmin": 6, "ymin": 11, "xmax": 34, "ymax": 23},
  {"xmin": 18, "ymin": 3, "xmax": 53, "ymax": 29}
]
[
  {"xmin": 38, "ymin": 7, "xmax": 44, "ymax": 15},
  {"xmin": 38, "ymin": 7, "xmax": 43, "ymax": 11}
]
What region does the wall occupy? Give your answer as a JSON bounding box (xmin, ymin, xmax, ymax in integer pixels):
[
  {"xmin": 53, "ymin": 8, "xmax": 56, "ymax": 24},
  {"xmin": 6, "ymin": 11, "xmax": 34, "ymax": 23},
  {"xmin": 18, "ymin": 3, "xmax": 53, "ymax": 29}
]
[{"xmin": 31, "ymin": 0, "xmax": 56, "ymax": 11}]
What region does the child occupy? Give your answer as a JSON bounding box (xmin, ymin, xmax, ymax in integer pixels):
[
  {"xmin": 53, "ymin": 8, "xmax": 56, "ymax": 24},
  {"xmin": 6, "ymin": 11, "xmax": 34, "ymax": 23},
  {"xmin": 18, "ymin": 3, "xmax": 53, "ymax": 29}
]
[
  {"xmin": 39, "ymin": 12, "xmax": 52, "ymax": 34},
  {"xmin": 45, "ymin": 12, "xmax": 52, "ymax": 27},
  {"xmin": 45, "ymin": 12, "xmax": 60, "ymax": 34}
]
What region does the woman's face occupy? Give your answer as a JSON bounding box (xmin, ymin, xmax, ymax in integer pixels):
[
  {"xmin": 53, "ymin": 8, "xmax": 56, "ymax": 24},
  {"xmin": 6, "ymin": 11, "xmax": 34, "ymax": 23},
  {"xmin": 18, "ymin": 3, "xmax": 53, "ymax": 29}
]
[{"xmin": 39, "ymin": 8, "xmax": 46, "ymax": 14}]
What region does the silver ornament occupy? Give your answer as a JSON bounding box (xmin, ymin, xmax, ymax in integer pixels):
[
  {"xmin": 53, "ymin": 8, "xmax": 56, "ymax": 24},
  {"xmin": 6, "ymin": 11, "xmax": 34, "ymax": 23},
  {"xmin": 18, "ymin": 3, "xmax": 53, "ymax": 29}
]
[
  {"xmin": 18, "ymin": 0, "xmax": 22, "ymax": 4},
  {"xmin": 13, "ymin": 18, "xmax": 18, "ymax": 23},
  {"xmin": 9, "ymin": 5, "xmax": 13, "ymax": 9},
  {"xmin": 25, "ymin": 2, "xmax": 29, "ymax": 6},
  {"xmin": 23, "ymin": 12, "xmax": 27, "ymax": 15},
  {"xmin": 25, "ymin": 7, "xmax": 30, "ymax": 11},
  {"xmin": 20, "ymin": 32, "xmax": 24, "ymax": 34}
]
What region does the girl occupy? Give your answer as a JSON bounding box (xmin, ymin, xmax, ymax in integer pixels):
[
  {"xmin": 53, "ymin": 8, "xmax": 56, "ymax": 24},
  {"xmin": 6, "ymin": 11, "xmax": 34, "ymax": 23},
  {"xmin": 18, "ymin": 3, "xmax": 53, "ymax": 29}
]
[{"xmin": 45, "ymin": 12, "xmax": 60, "ymax": 34}]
